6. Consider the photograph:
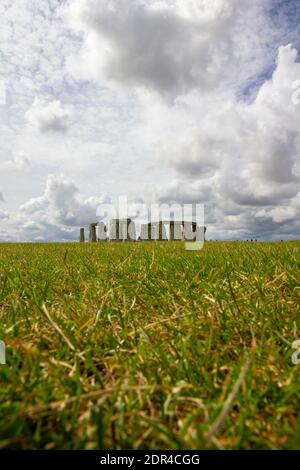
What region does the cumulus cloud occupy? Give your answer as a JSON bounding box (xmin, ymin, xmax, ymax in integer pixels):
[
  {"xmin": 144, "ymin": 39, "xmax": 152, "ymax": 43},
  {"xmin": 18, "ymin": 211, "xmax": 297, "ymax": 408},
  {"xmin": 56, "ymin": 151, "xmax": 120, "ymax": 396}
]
[
  {"xmin": 25, "ymin": 98, "xmax": 69, "ymax": 133},
  {"xmin": 155, "ymin": 44, "xmax": 300, "ymax": 239},
  {"xmin": 0, "ymin": 174, "xmax": 107, "ymax": 242},
  {"xmin": 1, "ymin": 0, "xmax": 300, "ymax": 241},
  {"xmin": 20, "ymin": 173, "xmax": 106, "ymax": 227},
  {"xmin": 0, "ymin": 152, "xmax": 31, "ymax": 171},
  {"xmin": 256, "ymin": 191, "xmax": 300, "ymax": 224},
  {"xmin": 65, "ymin": 0, "xmax": 276, "ymax": 100}
]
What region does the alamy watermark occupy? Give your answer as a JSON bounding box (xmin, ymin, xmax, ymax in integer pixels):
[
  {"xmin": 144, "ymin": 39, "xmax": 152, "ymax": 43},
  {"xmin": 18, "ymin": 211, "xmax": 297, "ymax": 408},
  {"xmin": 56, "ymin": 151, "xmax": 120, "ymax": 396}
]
[
  {"xmin": 291, "ymin": 340, "xmax": 300, "ymax": 365},
  {"xmin": 0, "ymin": 340, "xmax": 5, "ymax": 365},
  {"xmin": 96, "ymin": 197, "xmax": 205, "ymax": 251}
]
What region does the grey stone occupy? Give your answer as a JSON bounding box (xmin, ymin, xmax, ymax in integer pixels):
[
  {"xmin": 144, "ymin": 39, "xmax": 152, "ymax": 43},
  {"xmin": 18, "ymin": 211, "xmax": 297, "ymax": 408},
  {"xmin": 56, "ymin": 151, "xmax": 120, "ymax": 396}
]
[
  {"xmin": 89, "ymin": 223, "xmax": 97, "ymax": 243},
  {"xmin": 98, "ymin": 222, "xmax": 107, "ymax": 242},
  {"xmin": 109, "ymin": 219, "xmax": 136, "ymax": 242}
]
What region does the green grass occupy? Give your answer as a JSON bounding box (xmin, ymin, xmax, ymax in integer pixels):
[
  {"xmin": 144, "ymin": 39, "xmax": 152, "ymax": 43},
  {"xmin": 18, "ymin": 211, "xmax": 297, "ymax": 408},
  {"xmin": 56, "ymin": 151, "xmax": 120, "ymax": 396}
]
[{"xmin": 0, "ymin": 241, "xmax": 299, "ymax": 450}]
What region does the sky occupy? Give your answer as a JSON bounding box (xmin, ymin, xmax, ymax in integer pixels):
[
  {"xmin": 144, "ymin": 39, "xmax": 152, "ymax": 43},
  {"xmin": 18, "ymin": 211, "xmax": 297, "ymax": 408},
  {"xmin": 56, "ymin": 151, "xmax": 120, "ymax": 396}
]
[{"xmin": 0, "ymin": 0, "xmax": 300, "ymax": 241}]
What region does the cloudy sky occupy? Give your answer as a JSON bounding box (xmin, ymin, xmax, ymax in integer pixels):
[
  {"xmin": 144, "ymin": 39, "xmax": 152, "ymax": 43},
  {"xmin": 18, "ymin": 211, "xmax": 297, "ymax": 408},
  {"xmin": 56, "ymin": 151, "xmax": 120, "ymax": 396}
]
[{"xmin": 0, "ymin": 0, "xmax": 300, "ymax": 241}]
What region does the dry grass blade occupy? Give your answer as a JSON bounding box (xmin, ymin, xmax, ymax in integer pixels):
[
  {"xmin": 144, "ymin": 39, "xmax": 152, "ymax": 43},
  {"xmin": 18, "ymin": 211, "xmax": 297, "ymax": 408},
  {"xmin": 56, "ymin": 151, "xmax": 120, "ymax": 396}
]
[{"xmin": 42, "ymin": 304, "xmax": 76, "ymax": 352}]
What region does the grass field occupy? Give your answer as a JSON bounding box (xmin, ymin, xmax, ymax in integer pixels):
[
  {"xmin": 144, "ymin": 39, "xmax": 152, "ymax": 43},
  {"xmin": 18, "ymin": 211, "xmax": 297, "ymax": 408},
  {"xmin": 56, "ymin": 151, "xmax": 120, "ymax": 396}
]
[{"xmin": 0, "ymin": 241, "xmax": 299, "ymax": 450}]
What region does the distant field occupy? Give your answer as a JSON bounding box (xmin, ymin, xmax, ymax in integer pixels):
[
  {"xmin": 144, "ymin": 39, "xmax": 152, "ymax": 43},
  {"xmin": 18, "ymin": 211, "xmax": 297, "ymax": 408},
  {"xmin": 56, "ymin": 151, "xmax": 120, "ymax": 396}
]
[{"xmin": 0, "ymin": 241, "xmax": 299, "ymax": 449}]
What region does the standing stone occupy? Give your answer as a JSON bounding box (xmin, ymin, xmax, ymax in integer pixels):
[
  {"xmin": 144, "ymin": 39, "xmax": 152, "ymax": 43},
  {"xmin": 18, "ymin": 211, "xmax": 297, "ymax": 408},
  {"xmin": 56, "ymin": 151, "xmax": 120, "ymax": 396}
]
[
  {"xmin": 148, "ymin": 223, "xmax": 154, "ymax": 241},
  {"xmin": 128, "ymin": 219, "xmax": 136, "ymax": 241},
  {"xmin": 120, "ymin": 218, "xmax": 135, "ymax": 241},
  {"xmin": 109, "ymin": 219, "xmax": 119, "ymax": 241},
  {"xmin": 98, "ymin": 222, "xmax": 107, "ymax": 242},
  {"xmin": 140, "ymin": 223, "xmax": 150, "ymax": 241},
  {"xmin": 168, "ymin": 221, "xmax": 184, "ymax": 241},
  {"xmin": 140, "ymin": 222, "xmax": 168, "ymax": 241},
  {"xmin": 89, "ymin": 223, "xmax": 97, "ymax": 243},
  {"xmin": 109, "ymin": 219, "xmax": 135, "ymax": 242},
  {"xmin": 169, "ymin": 221, "xmax": 175, "ymax": 241},
  {"xmin": 150, "ymin": 222, "xmax": 159, "ymax": 241},
  {"xmin": 119, "ymin": 219, "xmax": 127, "ymax": 241},
  {"xmin": 118, "ymin": 219, "xmax": 131, "ymax": 241},
  {"xmin": 140, "ymin": 222, "xmax": 157, "ymax": 241},
  {"xmin": 174, "ymin": 222, "xmax": 183, "ymax": 240},
  {"xmin": 79, "ymin": 228, "xmax": 85, "ymax": 243},
  {"xmin": 159, "ymin": 222, "xmax": 168, "ymax": 241}
]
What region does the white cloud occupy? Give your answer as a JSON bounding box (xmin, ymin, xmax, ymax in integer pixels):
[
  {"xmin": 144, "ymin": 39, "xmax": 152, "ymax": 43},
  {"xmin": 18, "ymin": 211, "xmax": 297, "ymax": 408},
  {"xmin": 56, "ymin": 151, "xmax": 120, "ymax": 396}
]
[
  {"xmin": 25, "ymin": 98, "xmax": 69, "ymax": 133},
  {"xmin": 65, "ymin": 0, "xmax": 275, "ymax": 100},
  {"xmin": 256, "ymin": 191, "xmax": 300, "ymax": 224},
  {"xmin": 20, "ymin": 173, "xmax": 106, "ymax": 227},
  {"xmin": 0, "ymin": 174, "xmax": 108, "ymax": 242},
  {"xmin": 151, "ymin": 44, "xmax": 300, "ymax": 239},
  {"xmin": 1, "ymin": 0, "xmax": 300, "ymax": 241},
  {"xmin": 0, "ymin": 152, "xmax": 31, "ymax": 171}
]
